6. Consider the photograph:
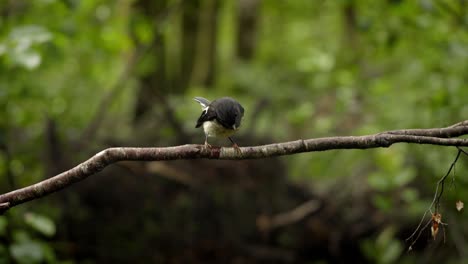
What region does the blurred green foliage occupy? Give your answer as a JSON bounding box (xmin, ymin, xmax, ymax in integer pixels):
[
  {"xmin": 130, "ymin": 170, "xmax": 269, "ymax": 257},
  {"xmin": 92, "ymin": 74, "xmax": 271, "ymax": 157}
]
[
  {"xmin": 361, "ymin": 226, "xmax": 405, "ymax": 264},
  {"xmin": 1, "ymin": 0, "xmax": 467, "ymax": 263}
]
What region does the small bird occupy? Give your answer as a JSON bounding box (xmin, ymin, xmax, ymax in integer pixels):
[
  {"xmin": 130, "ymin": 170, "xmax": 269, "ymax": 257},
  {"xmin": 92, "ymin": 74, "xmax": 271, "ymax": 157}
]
[{"xmin": 194, "ymin": 96, "xmax": 244, "ymax": 150}]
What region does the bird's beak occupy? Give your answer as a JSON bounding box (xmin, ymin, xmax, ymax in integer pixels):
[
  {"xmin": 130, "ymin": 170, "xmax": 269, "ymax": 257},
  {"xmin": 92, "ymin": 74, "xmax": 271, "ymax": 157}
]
[{"xmin": 233, "ymin": 124, "xmax": 237, "ymax": 130}]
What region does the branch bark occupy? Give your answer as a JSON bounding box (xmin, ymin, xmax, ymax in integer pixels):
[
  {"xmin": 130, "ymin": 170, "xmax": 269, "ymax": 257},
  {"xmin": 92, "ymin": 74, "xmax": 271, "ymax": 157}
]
[{"xmin": 1, "ymin": 121, "xmax": 467, "ymax": 213}]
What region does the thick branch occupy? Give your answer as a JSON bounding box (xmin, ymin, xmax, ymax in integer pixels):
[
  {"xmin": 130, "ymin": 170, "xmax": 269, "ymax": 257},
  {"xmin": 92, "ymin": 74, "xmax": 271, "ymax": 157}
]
[{"xmin": 1, "ymin": 121, "xmax": 468, "ymax": 213}]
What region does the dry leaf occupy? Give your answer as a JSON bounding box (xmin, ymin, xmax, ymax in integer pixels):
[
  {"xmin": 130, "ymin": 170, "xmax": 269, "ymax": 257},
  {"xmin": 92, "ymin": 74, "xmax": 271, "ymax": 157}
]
[
  {"xmin": 456, "ymin": 200, "xmax": 464, "ymax": 212},
  {"xmin": 431, "ymin": 213, "xmax": 442, "ymax": 240}
]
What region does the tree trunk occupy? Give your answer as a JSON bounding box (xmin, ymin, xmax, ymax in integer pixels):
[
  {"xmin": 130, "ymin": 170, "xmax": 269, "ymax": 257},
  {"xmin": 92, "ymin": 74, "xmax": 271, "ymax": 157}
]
[
  {"xmin": 133, "ymin": 0, "xmax": 167, "ymax": 123},
  {"xmin": 236, "ymin": 0, "xmax": 260, "ymax": 60},
  {"xmin": 180, "ymin": 0, "xmax": 201, "ymax": 89}
]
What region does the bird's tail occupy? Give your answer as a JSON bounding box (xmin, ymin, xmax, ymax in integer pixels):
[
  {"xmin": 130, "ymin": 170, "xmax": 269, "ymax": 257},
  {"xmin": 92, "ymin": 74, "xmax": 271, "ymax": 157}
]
[{"xmin": 194, "ymin": 97, "xmax": 211, "ymax": 109}]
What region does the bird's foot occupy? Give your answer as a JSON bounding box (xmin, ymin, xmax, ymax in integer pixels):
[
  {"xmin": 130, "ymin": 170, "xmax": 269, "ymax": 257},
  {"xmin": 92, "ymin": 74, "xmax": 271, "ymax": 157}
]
[
  {"xmin": 204, "ymin": 141, "xmax": 212, "ymax": 149},
  {"xmin": 232, "ymin": 143, "xmax": 242, "ymax": 154}
]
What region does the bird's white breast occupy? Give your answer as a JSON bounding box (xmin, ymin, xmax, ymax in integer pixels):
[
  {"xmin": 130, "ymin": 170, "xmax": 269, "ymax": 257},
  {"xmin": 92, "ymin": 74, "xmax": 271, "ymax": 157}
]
[{"xmin": 203, "ymin": 120, "xmax": 236, "ymax": 138}]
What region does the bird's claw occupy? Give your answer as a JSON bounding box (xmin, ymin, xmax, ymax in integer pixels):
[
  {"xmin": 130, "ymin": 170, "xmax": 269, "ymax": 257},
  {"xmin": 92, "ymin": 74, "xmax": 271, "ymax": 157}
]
[
  {"xmin": 204, "ymin": 141, "xmax": 212, "ymax": 149},
  {"xmin": 232, "ymin": 143, "xmax": 242, "ymax": 154}
]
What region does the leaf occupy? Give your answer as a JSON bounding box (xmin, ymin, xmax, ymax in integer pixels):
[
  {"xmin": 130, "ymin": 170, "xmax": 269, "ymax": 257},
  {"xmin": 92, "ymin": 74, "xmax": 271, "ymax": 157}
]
[
  {"xmin": 393, "ymin": 169, "xmax": 416, "ymax": 187},
  {"xmin": 456, "ymin": 200, "xmax": 464, "ymax": 212},
  {"xmin": 431, "ymin": 213, "xmax": 442, "ymax": 240},
  {"xmin": 24, "ymin": 213, "xmax": 56, "ymax": 237},
  {"xmin": 381, "ymin": 241, "xmax": 402, "ymax": 264},
  {"xmin": 5, "ymin": 25, "xmax": 52, "ymax": 69},
  {"xmin": 368, "ymin": 172, "xmax": 391, "ymax": 191},
  {"xmin": 13, "ymin": 51, "xmax": 42, "ymax": 70},
  {"xmin": 10, "ymin": 241, "xmax": 44, "ymax": 264},
  {"xmin": 0, "ymin": 44, "xmax": 6, "ymax": 55},
  {"xmin": 430, "ymin": 224, "xmax": 438, "ymax": 240},
  {"xmin": 9, "ymin": 25, "xmax": 52, "ymax": 47}
]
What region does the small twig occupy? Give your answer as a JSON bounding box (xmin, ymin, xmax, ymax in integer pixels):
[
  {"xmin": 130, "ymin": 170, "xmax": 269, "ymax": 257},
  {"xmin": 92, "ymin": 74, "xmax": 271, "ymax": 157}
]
[
  {"xmin": 457, "ymin": 147, "xmax": 468, "ymax": 156},
  {"xmin": 406, "ymin": 148, "xmax": 465, "ymax": 249},
  {"xmin": 407, "ymin": 217, "xmax": 433, "ymax": 251},
  {"xmin": 434, "ymin": 150, "xmax": 461, "ymax": 212}
]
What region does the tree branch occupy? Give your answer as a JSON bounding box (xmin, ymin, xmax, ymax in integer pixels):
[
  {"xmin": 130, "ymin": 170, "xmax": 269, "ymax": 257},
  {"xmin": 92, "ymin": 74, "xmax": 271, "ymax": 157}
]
[
  {"xmin": 257, "ymin": 199, "xmax": 321, "ymax": 232},
  {"xmin": 1, "ymin": 121, "xmax": 467, "ymax": 213}
]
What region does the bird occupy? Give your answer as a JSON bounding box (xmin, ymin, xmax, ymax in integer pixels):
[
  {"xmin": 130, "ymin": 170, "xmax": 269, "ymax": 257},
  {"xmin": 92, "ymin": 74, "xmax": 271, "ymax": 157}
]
[{"xmin": 194, "ymin": 96, "xmax": 244, "ymax": 150}]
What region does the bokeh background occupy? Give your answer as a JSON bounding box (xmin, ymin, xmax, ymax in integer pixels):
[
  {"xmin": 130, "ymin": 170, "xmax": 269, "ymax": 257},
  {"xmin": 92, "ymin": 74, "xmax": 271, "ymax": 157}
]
[{"xmin": 1, "ymin": 0, "xmax": 468, "ymax": 263}]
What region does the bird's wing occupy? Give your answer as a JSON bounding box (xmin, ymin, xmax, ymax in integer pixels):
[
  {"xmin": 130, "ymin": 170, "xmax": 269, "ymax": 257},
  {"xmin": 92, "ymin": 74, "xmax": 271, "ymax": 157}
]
[
  {"xmin": 194, "ymin": 97, "xmax": 211, "ymax": 109},
  {"xmin": 213, "ymin": 98, "xmax": 238, "ymax": 129},
  {"xmin": 194, "ymin": 97, "xmax": 215, "ymax": 128},
  {"xmin": 195, "ymin": 106, "xmax": 217, "ymax": 128}
]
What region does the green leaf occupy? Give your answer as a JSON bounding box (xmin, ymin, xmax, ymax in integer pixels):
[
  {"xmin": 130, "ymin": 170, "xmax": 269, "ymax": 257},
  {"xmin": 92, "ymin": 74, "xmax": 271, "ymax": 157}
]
[
  {"xmin": 401, "ymin": 188, "xmax": 418, "ymax": 203},
  {"xmin": 373, "ymin": 194, "xmax": 393, "ymax": 212},
  {"xmin": 10, "ymin": 241, "xmax": 44, "ymax": 264},
  {"xmin": 377, "ymin": 228, "xmax": 403, "ymax": 264},
  {"xmin": 13, "ymin": 51, "xmax": 42, "ymax": 70},
  {"xmin": 368, "ymin": 172, "xmax": 391, "ymax": 191},
  {"xmin": 0, "ymin": 44, "xmax": 6, "ymax": 56},
  {"xmin": 380, "ymin": 240, "xmax": 402, "ymax": 264},
  {"xmin": 5, "ymin": 25, "xmax": 52, "ymax": 69},
  {"xmin": 24, "ymin": 213, "xmax": 56, "ymax": 237},
  {"xmin": 9, "ymin": 25, "xmax": 52, "ymax": 46},
  {"xmin": 392, "ymin": 168, "xmax": 415, "ymax": 187}
]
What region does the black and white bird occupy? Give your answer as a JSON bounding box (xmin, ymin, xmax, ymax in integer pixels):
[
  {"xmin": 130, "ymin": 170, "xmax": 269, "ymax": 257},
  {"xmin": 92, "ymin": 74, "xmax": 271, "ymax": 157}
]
[{"xmin": 194, "ymin": 97, "xmax": 244, "ymax": 149}]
